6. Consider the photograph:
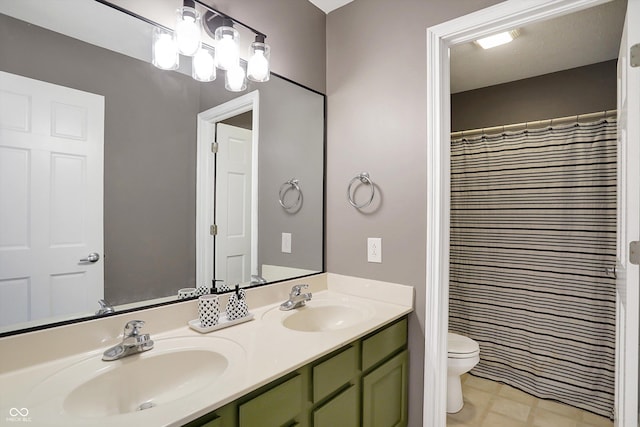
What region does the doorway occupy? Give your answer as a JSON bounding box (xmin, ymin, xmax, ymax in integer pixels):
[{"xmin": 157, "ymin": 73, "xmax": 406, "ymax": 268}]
[
  {"xmin": 196, "ymin": 91, "xmax": 260, "ymax": 290},
  {"xmin": 424, "ymin": 1, "xmax": 639, "ymax": 426}
]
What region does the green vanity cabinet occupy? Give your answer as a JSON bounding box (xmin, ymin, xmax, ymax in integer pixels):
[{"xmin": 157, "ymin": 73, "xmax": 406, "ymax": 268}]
[{"xmin": 183, "ymin": 317, "xmax": 408, "ymax": 427}]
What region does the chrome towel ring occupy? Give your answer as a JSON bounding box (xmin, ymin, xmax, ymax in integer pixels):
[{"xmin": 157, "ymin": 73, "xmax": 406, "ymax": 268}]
[
  {"xmin": 347, "ymin": 172, "xmax": 375, "ymax": 208},
  {"xmin": 279, "ymin": 179, "xmax": 302, "ymax": 209}
]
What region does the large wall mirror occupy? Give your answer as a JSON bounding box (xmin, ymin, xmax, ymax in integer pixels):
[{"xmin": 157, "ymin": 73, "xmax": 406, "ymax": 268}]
[{"xmin": 0, "ymin": 0, "xmax": 325, "ymax": 335}]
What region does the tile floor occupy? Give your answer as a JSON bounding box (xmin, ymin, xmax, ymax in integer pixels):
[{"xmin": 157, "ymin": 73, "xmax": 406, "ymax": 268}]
[{"xmin": 446, "ymin": 374, "xmax": 613, "ymax": 427}]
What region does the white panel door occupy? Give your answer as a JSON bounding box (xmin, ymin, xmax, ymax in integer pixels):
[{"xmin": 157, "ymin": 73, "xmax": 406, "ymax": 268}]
[
  {"xmin": 214, "ymin": 123, "xmax": 253, "ymax": 286},
  {"xmin": 0, "ymin": 71, "xmax": 104, "ymax": 327},
  {"xmin": 615, "ymin": 1, "xmax": 640, "ymax": 425}
]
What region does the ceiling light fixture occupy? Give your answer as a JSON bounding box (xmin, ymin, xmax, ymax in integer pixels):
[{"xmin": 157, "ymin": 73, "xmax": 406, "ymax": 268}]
[{"xmin": 475, "ymin": 29, "xmax": 519, "ymax": 49}]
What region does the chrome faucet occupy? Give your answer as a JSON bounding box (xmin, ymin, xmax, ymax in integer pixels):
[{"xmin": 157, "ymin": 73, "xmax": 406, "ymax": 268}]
[
  {"xmin": 95, "ymin": 299, "xmax": 115, "ymax": 316},
  {"xmin": 280, "ymin": 284, "xmax": 312, "ymax": 311},
  {"xmin": 102, "ymin": 320, "xmax": 154, "ymax": 361}
]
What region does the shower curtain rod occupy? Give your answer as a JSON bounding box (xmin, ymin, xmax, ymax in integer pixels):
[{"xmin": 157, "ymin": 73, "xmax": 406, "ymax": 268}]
[{"xmin": 451, "ymin": 109, "xmax": 617, "ymax": 139}]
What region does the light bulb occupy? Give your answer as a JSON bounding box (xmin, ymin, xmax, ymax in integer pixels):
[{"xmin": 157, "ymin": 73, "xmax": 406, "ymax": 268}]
[
  {"xmin": 214, "ymin": 26, "xmax": 239, "ymax": 71},
  {"xmin": 225, "ymin": 64, "xmax": 246, "ymax": 92},
  {"xmin": 175, "ymin": 7, "xmax": 201, "ymax": 56},
  {"xmin": 152, "ymin": 28, "xmax": 179, "ymax": 70},
  {"xmin": 248, "ymin": 50, "xmax": 269, "ymax": 82},
  {"xmin": 247, "ymin": 37, "xmax": 270, "ymax": 82},
  {"xmin": 192, "ymin": 48, "xmax": 216, "ymax": 82}
]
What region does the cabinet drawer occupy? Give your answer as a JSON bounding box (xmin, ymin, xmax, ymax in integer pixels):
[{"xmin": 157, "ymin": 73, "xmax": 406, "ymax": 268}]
[
  {"xmin": 313, "ymin": 384, "xmax": 358, "ymax": 427},
  {"xmin": 362, "ymin": 318, "xmax": 407, "ymax": 371},
  {"xmin": 239, "ymin": 375, "xmax": 302, "ymax": 427},
  {"xmin": 313, "ymin": 345, "xmax": 357, "ymax": 402}
]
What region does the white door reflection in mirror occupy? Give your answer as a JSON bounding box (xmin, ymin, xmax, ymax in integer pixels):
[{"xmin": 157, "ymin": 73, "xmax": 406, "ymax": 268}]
[
  {"xmin": 196, "ymin": 91, "xmax": 259, "ymax": 290},
  {"xmin": 215, "ymin": 123, "xmax": 254, "ymax": 285},
  {"xmin": 0, "ymin": 71, "xmax": 104, "ymax": 328}
]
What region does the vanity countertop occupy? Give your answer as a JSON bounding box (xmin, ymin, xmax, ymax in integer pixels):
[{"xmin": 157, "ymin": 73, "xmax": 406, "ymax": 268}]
[{"xmin": 0, "ymin": 273, "xmax": 413, "ymax": 426}]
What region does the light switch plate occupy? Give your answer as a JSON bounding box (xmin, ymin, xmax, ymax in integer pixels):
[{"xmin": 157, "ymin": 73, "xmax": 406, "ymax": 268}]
[
  {"xmin": 367, "ymin": 237, "xmax": 382, "ymax": 263},
  {"xmin": 282, "ymin": 232, "xmax": 292, "ymax": 253}
]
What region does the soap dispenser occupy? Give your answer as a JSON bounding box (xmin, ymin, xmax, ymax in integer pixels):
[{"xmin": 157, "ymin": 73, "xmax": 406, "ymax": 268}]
[{"xmin": 226, "ymin": 284, "xmax": 249, "ymax": 321}]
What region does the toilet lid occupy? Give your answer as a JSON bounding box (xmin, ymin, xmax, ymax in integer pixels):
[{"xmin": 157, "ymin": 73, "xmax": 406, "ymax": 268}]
[{"xmin": 448, "ymin": 332, "xmax": 479, "ymax": 356}]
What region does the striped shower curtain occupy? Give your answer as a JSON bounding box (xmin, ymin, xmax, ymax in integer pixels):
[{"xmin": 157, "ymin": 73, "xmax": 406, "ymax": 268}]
[{"xmin": 449, "ymin": 117, "xmax": 617, "ymax": 418}]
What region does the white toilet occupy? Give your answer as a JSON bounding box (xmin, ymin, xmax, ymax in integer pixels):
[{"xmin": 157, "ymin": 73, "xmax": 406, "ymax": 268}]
[{"xmin": 447, "ymin": 332, "xmax": 480, "ymax": 413}]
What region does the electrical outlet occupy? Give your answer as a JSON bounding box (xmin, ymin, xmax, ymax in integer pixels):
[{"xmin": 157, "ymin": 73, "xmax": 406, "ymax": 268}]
[
  {"xmin": 282, "ymin": 232, "xmax": 292, "ymax": 253},
  {"xmin": 367, "ymin": 237, "xmax": 382, "ymax": 263}
]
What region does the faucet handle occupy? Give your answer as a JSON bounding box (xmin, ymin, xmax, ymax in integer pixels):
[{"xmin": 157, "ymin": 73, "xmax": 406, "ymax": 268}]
[
  {"xmin": 290, "ymin": 284, "xmax": 309, "ymax": 296},
  {"xmin": 124, "ymin": 320, "xmax": 145, "ymax": 337}
]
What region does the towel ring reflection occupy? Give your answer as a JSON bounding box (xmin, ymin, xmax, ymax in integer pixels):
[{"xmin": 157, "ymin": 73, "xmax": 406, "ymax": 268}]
[
  {"xmin": 279, "ymin": 179, "xmax": 302, "ymax": 209},
  {"xmin": 347, "ymin": 172, "xmax": 375, "ymax": 208}
]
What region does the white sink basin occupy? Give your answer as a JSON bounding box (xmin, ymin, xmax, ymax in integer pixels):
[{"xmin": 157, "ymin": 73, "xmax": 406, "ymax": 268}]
[
  {"xmin": 64, "ymin": 349, "xmax": 225, "ymax": 417},
  {"xmin": 266, "ymin": 298, "xmax": 375, "ymax": 332},
  {"xmin": 28, "ymin": 336, "xmax": 244, "ymax": 419}
]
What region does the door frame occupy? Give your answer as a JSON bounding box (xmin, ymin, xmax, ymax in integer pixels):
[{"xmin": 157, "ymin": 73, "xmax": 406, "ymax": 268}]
[
  {"xmin": 196, "ymin": 91, "xmax": 260, "ymax": 289},
  {"xmin": 424, "ymin": 1, "xmax": 621, "ymax": 425}
]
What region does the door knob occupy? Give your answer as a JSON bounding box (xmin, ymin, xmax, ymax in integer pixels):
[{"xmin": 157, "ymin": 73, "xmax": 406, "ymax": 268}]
[{"xmin": 80, "ymin": 252, "xmax": 100, "ymax": 263}]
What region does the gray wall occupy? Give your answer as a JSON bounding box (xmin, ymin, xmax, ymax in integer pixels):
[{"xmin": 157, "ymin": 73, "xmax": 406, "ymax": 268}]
[
  {"xmin": 325, "ymin": 1, "xmax": 504, "ymax": 425},
  {"xmin": 257, "ymin": 77, "xmax": 325, "ymax": 273},
  {"xmin": 452, "ymin": 60, "xmax": 617, "ymax": 131}
]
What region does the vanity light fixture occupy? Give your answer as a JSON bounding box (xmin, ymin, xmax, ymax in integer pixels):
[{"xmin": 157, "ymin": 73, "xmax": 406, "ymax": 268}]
[
  {"xmin": 247, "ymin": 35, "xmax": 270, "ymax": 82},
  {"xmin": 175, "ymin": 0, "xmax": 201, "ymax": 56},
  {"xmin": 152, "ymin": 27, "xmax": 179, "ymax": 70},
  {"xmin": 475, "ymin": 29, "xmax": 519, "ymax": 49},
  {"xmin": 151, "ymin": 3, "xmax": 271, "ymax": 92}
]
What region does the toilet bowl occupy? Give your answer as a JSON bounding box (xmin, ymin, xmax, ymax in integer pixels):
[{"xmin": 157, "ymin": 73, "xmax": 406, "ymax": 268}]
[{"xmin": 447, "ymin": 332, "xmax": 480, "ymax": 413}]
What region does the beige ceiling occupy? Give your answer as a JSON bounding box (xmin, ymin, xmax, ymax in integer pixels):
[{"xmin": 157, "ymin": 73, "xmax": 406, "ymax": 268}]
[{"xmin": 450, "ymin": 0, "xmax": 627, "ymax": 93}]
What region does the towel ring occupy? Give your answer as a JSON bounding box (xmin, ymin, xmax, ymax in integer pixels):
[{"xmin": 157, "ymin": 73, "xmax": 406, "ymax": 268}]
[
  {"xmin": 279, "ymin": 179, "xmax": 302, "ymax": 209},
  {"xmin": 347, "ymin": 172, "xmax": 375, "ymax": 208}
]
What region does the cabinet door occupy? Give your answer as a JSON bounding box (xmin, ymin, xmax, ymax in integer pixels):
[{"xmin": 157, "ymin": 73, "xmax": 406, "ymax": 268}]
[
  {"xmin": 239, "ymin": 375, "xmax": 302, "ymax": 427},
  {"xmin": 313, "ymin": 385, "xmax": 358, "ymax": 427},
  {"xmin": 362, "ymin": 350, "xmax": 408, "ymax": 427}
]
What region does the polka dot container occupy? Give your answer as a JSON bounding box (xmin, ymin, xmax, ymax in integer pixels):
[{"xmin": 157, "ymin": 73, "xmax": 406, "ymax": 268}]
[{"xmin": 198, "ymin": 295, "xmax": 220, "ymax": 327}]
